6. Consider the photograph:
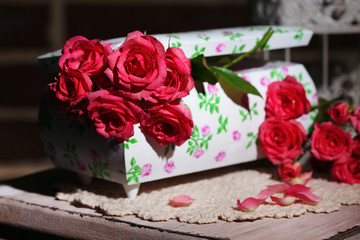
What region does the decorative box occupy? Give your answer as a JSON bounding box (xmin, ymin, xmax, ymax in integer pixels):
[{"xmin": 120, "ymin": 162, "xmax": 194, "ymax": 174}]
[{"xmin": 37, "ymin": 26, "xmax": 317, "ymax": 199}]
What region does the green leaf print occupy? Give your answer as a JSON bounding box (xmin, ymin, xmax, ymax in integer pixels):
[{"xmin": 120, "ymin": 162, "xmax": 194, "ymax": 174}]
[
  {"xmin": 217, "ymin": 115, "xmax": 228, "ymax": 134},
  {"xmin": 126, "ymin": 157, "xmax": 142, "ymax": 183},
  {"xmin": 197, "ymin": 35, "xmax": 210, "ymax": 41},
  {"xmin": 61, "ymin": 141, "xmax": 78, "ymax": 167},
  {"xmin": 246, "ymin": 132, "xmax": 258, "ymax": 149},
  {"xmin": 198, "ymin": 92, "xmax": 220, "ymax": 114},
  {"xmin": 294, "ymin": 28, "xmax": 304, "ymax": 40},
  {"xmin": 191, "ymin": 45, "xmax": 206, "ymax": 58},
  {"xmin": 223, "ymin": 32, "xmax": 243, "ymax": 41},
  {"xmin": 124, "ymin": 138, "xmax": 138, "ymax": 150},
  {"xmin": 88, "ymin": 162, "xmax": 110, "ymax": 179},
  {"xmin": 232, "ymin": 44, "xmax": 246, "ymax": 54},
  {"xmin": 270, "ymin": 69, "xmax": 284, "ymax": 81},
  {"xmin": 239, "ymin": 102, "xmax": 258, "ymax": 122},
  {"xmin": 186, "ymin": 125, "xmax": 213, "ymax": 156}
]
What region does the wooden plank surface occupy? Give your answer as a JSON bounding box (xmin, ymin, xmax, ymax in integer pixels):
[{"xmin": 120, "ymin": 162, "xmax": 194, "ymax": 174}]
[{"xmin": 0, "ymin": 168, "xmax": 359, "ymax": 240}]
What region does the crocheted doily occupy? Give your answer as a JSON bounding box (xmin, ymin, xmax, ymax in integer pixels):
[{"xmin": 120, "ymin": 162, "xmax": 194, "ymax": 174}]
[{"xmin": 56, "ymin": 166, "xmax": 360, "ymax": 224}]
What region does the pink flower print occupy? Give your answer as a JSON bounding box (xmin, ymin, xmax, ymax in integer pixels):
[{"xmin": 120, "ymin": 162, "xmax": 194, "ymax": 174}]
[
  {"xmin": 282, "ymin": 67, "xmax": 289, "ymax": 75},
  {"xmin": 89, "ymin": 149, "xmax": 101, "ymax": 162},
  {"xmin": 207, "ymin": 84, "xmax": 219, "ymax": 94},
  {"xmin": 46, "ymin": 141, "xmax": 57, "ymax": 156},
  {"xmin": 260, "ymin": 77, "xmax": 271, "ymax": 87},
  {"xmin": 197, "ymin": 33, "xmax": 207, "ymax": 37},
  {"xmin": 216, "ymin": 43, "xmax": 225, "ymax": 53},
  {"xmin": 164, "ymin": 160, "xmax": 175, "ymax": 173},
  {"xmin": 141, "ymin": 163, "xmax": 152, "ymax": 177},
  {"xmin": 300, "ymin": 114, "xmax": 309, "ymax": 121},
  {"xmin": 193, "ymin": 149, "xmax": 204, "ymax": 159},
  {"xmin": 77, "ymin": 161, "xmax": 87, "ymax": 171},
  {"xmin": 201, "ymin": 125, "xmax": 211, "ymax": 136},
  {"xmin": 233, "ymin": 131, "xmax": 241, "ymax": 141},
  {"xmin": 223, "ymin": 30, "xmax": 233, "ymax": 34},
  {"xmin": 215, "ymin": 151, "xmax": 226, "ymax": 162},
  {"xmin": 242, "ymin": 74, "xmax": 251, "ymax": 83},
  {"xmin": 312, "ymin": 93, "xmax": 318, "ymax": 104}
]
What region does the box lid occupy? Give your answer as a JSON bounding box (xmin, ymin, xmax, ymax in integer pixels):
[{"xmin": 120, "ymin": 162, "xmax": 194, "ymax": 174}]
[{"xmin": 37, "ymin": 25, "xmax": 312, "ymax": 72}]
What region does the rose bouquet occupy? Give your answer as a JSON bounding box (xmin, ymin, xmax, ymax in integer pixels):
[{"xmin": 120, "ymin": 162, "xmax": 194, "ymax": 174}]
[
  {"xmin": 47, "ymin": 29, "xmax": 273, "ymax": 149},
  {"xmin": 258, "ymin": 75, "xmax": 360, "ymax": 185}
]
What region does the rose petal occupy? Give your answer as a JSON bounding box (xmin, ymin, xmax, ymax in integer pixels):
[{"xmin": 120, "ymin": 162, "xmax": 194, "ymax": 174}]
[
  {"xmin": 287, "ymin": 184, "xmax": 312, "ymax": 194},
  {"xmin": 291, "ymin": 191, "xmax": 321, "ymax": 205},
  {"xmin": 236, "ymin": 197, "xmax": 260, "ymax": 212},
  {"xmin": 170, "ymin": 194, "xmax": 194, "ymax": 207},
  {"xmin": 255, "ymin": 188, "xmax": 275, "ymax": 203},
  {"xmin": 270, "ymin": 195, "xmax": 297, "ymax": 206},
  {"xmin": 267, "ymin": 183, "xmax": 290, "ymax": 193}
]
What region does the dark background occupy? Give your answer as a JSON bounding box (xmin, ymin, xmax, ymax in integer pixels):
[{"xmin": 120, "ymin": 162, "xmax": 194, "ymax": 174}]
[{"xmin": 0, "ymin": 0, "xmax": 359, "ymax": 181}]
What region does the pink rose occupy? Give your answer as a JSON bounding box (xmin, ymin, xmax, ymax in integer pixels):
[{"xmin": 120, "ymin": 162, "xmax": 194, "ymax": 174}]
[
  {"xmin": 47, "ymin": 69, "xmax": 93, "ymax": 113},
  {"xmin": 201, "ymin": 125, "xmax": 211, "ymax": 136},
  {"xmin": 259, "ymin": 118, "xmax": 307, "ymax": 165},
  {"xmin": 87, "ymin": 90, "xmax": 144, "ymax": 143},
  {"xmin": 265, "ymin": 75, "xmax": 310, "ymax": 120},
  {"xmin": 164, "ymin": 160, "xmax": 175, "ymax": 173},
  {"xmin": 351, "ymin": 106, "xmax": 360, "ymax": 134},
  {"xmin": 193, "ymin": 149, "xmax": 204, "ymax": 159},
  {"xmin": 352, "ymin": 136, "xmax": 360, "ymax": 157},
  {"xmin": 311, "ymin": 122, "xmax": 352, "ymax": 163},
  {"xmin": 216, "ymin": 43, "xmax": 225, "ymax": 52},
  {"xmin": 104, "ymin": 31, "xmax": 167, "ymax": 101},
  {"xmin": 207, "ymin": 84, "xmax": 219, "ymax": 94},
  {"xmin": 328, "ymin": 102, "xmax": 350, "ymax": 124},
  {"xmin": 215, "ymin": 151, "xmax": 226, "ymax": 162},
  {"xmin": 233, "ymin": 131, "xmax": 241, "ymax": 141},
  {"xmin": 140, "ymin": 102, "xmax": 193, "ymax": 146},
  {"xmin": 141, "ymin": 163, "xmax": 152, "ymax": 177},
  {"xmin": 331, "ymin": 156, "xmax": 360, "ymax": 184},
  {"xmin": 260, "ymin": 77, "xmax": 271, "ymax": 87},
  {"xmin": 150, "ymin": 47, "xmax": 194, "ymax": 103},
  {"xmin": 59, "ymin": 36, "xmax": 112, "ymax": 77}
]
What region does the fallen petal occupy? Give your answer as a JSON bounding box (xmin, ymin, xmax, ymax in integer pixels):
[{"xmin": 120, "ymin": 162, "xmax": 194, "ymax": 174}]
[
  {"xmin": 270, "ymin": 195, "xmax": 297, "ymax": 206},
  {"xmin": 255, "ymin": 188, "xmax": 275, "ymax": 203},
  {"xmin": 267, "ymin": 183, "xmax": 290, "ymax": 193},
  {"xmin": 237, "ymin": 197, "xmax": 260, "ymax": 212},
  {"xmin": 170, "ymin": 194, "xmax": 194, "ymax": 207},
  {"xmin": 287, "ymin": 184, "xmax": 312, "ymax": 194},
  {"xmin": 291, "ymin": 191, "xmax": 321, "ymax": 205}
]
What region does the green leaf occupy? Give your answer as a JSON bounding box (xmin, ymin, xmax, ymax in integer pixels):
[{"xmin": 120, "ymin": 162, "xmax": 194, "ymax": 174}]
[
  {"xmin": 239, "ymin": 44, "xmax": 246, "ymax": 51},
  {"xmin": 133, "ymin": 165, "xmax": 141, "ymax": 172},
  {"xmin": 129, "ymin": 138, "xmax": 138, "ymax": 144},
  {"xmin": 209, "ymin": 66, "xmax": 262, "ymax": 98},
  {"xmin": 104, "ymin": 172, "xmax": 111, "ymax": 177},
  {"xmin": 215, "ymin": 96, "xmax": 220, "ymax": 104},
  {"xmin": 190, "ymin": 55, "xmax": 218, "ymax": 84},
  {"xmin": 124, "ymin": 144, "xmax": 129, "ymax": 150},
  {"xmin": 127, "ymin": 176, "xmax": 134, "ymax": 183},
  {"xmin": 130, "ymin": 157, "xmax": 136, "ymax": 167}
]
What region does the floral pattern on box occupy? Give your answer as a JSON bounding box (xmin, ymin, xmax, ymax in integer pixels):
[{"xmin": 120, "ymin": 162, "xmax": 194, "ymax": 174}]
[{"xmin": 38, "ymin": 61, "xmax": 317, "ymax": 186}]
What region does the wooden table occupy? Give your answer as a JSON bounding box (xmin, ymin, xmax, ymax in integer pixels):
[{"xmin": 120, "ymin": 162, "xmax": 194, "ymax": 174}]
[{"xmin": 0, "ymin": 168, "xmax": 360, "ymax": 240}]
